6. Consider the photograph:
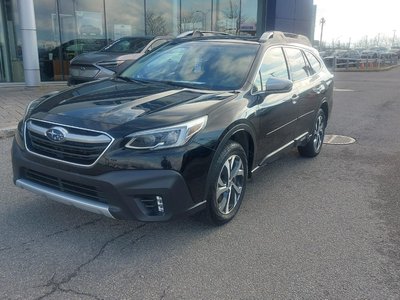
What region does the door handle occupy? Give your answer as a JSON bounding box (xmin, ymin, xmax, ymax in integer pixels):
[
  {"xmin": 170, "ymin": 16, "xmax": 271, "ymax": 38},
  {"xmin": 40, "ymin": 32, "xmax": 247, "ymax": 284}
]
[{"xmin": 291, "ymin": 94, "xmax": 299, "ymax": 104}]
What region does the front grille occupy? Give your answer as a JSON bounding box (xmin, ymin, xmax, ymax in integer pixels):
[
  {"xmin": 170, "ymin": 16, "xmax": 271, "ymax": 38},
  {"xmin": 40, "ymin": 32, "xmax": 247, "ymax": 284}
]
[
  {"xmin": 70, "ymin": 64, "xmax": 100, "ymax": 78},
  {"xmin": 24, "ymin": 169, "xmax": 106, "ymax": 203},
  {"xmin": 25, "ymin": 119, "xmax": 113, "ymax": 166}
]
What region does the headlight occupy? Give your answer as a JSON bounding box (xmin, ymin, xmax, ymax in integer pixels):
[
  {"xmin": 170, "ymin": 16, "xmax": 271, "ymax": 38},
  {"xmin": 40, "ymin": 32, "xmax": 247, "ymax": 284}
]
[
  {"xmin": 97, "ymin": 60, "xmax": 125, "ymax": 72},
  {"xmin": 126, "ymin": 116, "xmax": 207, "ymax": 150}
]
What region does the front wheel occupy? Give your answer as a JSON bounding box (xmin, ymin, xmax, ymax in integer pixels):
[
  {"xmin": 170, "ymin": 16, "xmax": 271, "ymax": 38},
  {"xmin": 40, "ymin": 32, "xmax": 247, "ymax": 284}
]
[
  {"xmin": 298, "ymin": 109, "xmax": 326, "ymax": 157},
  {"xmin": 205, "ymin": 141, "xmax": 248, "ymax": 225}
]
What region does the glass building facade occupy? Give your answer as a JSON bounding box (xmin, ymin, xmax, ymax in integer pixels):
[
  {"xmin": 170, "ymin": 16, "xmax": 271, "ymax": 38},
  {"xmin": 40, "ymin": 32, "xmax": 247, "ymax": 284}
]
[{"xmin": 0, "ymin": 0, "xmax": 314, "ymax": 84}]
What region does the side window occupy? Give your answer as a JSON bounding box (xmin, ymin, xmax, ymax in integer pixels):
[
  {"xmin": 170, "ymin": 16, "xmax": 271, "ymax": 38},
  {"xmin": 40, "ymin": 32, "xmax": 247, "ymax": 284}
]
[
  {"xmin": 253, "ymin": 47, "xmax": 289, "ymax": 93},
  {"xmin": 284, "ymin": 48, "xmax": 309, "ymax": 81},
  {"xmin": 304, "ymin": 51, "xmax": 322, "ymax": 74},
  {"xmin": 113, "ymin": 40, "xmax": 130, "ymax": 52}
]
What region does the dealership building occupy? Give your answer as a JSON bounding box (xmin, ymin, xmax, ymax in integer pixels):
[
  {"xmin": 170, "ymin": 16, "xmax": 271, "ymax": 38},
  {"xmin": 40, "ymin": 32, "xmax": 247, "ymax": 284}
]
[{"xmin": 0, "ymin": 0, "xmax": 315, "ymax": 85}]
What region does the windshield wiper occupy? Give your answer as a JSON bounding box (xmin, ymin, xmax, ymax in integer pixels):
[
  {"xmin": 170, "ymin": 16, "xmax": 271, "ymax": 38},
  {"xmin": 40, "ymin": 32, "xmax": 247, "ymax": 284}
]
[
  {"xmin": 115, "ymin": 75, "xmax": 150, "ymax": 84},
  {"xmin": 157, "ymin": 80, "xmax": 241, "ymax": 93},
  {"xmin": 156, "ymin": 80, "xmax": 204, "ymax": 89}
]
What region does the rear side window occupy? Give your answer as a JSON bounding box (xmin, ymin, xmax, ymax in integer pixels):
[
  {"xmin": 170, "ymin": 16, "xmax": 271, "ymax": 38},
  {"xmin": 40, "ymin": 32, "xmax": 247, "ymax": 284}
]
[
  {"xmin": 253, "ymin": 47, "xmax": 289, "ymax": 93},
  {"xmin": 284, "ymin": 48, "xmax": 309, "ymax": 81},
  {"xmin": 304, "ymin": 51, "xmax": 321, "ymax": 74}
]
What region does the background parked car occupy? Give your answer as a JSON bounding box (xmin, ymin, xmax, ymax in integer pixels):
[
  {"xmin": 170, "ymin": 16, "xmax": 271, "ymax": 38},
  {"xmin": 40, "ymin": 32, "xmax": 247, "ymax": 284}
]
[
  {"xmin": 361, "ymin": 49, "xmax": 379, "ymax": 59},
  {"xmin": 390, "ymin": 46, "xmax": 400, "ymax": 58},
  {"xmin": 68, "ymin": 36, "xmax": 172, "ymax": 85},
  {"xmin": 322, "ymin": 49, "xmax": 361, "ymax": 68},
  {"xmin": 39, "ymin": 38, "xmax": 111, "ymax": 81}
]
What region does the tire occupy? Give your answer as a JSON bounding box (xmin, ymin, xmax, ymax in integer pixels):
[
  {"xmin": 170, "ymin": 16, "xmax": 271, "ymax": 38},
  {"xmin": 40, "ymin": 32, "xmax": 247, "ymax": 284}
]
[
  {"xmin": 298, "ymin": 109, "xmax": 326, "ymax": 157},
  {"xmin": 205, "ymin": 141, "xmax": 248, "ymax": 225}
]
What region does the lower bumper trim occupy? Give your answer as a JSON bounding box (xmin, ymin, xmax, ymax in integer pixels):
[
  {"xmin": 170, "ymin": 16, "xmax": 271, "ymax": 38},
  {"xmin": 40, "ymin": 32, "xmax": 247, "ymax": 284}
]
[{"xmin": 16, "ymin": 179, "xmax": 114, "ymax": 219}]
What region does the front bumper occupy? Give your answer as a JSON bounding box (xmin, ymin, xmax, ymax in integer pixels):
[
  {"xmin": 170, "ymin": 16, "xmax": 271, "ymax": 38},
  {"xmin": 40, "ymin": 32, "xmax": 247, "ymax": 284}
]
[{"xmin": 12, "ymin": 140, "xmax": 205, "ymax": 221}]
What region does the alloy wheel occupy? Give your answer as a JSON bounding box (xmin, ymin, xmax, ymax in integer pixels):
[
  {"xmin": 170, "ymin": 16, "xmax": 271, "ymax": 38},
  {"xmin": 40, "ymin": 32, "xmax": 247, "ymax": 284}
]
[
  {"xmin": 216, "ymin": 154, "xmax": 245, "ymax": 215},
  {"xmin": 313, "ymin": 114, "xmax": 325, "ymax": 152}
]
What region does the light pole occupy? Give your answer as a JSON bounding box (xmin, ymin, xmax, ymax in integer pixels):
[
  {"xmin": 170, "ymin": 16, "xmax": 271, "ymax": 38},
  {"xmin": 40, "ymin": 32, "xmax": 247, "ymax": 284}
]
[{"xmin": 319, "ymin": 17, "xmax": 326, "ymax": 50}]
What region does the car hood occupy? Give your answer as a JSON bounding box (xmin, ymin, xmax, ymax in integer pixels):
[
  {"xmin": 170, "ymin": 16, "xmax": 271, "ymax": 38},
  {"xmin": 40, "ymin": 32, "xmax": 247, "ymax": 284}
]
[
  {"xmin": 71, "ymin": 52, "xmax": 142, "ymax": 65},
  {"xmin": 29, "ymin": 79, "xmax": 237, "ymax": 133}
]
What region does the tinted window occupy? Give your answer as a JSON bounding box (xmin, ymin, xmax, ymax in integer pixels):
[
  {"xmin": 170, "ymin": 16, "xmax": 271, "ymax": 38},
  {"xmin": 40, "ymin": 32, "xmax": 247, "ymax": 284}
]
[
  {"xmin": 305, "ymin": 51, "xmax": 321, "ymax": 74},
  {"xmin": 253, "ymin": 47, "xmax": 288, "ymax": 92},
  {"xmin": 102, "ymin": 38, "xmax": 153, "ymax": 53},
  {"xmin": 122, "ymin": 41, "xmax": 259, "ymax": 90},
  {"xmin": 285, "ymin": 48, "xmax": 309, "ymax": 81}
]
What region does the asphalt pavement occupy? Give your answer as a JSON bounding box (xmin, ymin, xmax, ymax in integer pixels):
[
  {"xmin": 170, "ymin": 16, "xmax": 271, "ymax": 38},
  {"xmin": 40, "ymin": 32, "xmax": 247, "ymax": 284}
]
[{"xmin": 1, "ymin": 69, "xmax": 400, "ymax": 299}]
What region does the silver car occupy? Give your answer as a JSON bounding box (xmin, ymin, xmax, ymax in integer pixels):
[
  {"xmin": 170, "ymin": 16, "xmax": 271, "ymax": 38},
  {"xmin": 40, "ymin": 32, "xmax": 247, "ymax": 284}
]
[{"xmin": 68, "ymin": 36, "xmax": 172, "ymax": 85}]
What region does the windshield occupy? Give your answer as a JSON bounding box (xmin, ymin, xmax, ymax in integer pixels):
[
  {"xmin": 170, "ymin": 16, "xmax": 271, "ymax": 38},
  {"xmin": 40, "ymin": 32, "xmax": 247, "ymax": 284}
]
[
  {"xmin": 102, "ymin": 37, "xmax": 153, "ymax": 53},
  {"xmin": 120, "ymin": 41, "xmax": 259, "ymax": 90}
]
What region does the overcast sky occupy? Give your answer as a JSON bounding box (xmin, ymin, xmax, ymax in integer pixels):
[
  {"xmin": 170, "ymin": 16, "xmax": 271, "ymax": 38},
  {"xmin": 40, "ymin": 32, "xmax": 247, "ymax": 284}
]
[{"xmin": 313, "ymin": 0, "xmax": 400, "ymax": 45}]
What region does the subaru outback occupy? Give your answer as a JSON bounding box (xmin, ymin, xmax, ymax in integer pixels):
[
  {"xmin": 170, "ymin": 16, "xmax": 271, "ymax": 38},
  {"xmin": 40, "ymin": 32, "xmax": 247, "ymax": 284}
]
[{"xmin": 12, "ymin": 31, "xmax": 333, "ymax": 225}]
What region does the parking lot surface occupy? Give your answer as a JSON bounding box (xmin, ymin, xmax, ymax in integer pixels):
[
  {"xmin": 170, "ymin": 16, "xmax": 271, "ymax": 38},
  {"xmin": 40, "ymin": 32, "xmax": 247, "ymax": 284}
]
[{"xmin": 1, "ymin": 68, "xmax": 400, "ymax": 299}]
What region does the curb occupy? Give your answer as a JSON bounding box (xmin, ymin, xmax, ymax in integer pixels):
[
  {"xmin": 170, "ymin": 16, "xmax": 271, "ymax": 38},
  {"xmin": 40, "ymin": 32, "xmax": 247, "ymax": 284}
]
[{"xmin": 0, "ymin": 126, "xmax": 17, "ymax": 139}]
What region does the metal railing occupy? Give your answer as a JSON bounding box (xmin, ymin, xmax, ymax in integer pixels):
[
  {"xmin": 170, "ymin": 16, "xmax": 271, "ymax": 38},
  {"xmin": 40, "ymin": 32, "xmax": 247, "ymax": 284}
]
[{"xmin": 325, "ymin": 56, "xmax": 399, "ymax": 71}]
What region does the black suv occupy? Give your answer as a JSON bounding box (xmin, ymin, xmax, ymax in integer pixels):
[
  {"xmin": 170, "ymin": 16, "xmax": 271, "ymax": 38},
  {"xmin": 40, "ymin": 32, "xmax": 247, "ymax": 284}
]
[{"xmin": 12, "ymin": 31, "xmax": 333, "ymax": 225}]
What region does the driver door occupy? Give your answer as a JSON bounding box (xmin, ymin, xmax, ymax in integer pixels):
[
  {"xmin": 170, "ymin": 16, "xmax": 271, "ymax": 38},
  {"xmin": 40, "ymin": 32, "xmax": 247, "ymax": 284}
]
[{"xmin": 254, "ymin": 47, "xmax": 298, "ymax": 165}]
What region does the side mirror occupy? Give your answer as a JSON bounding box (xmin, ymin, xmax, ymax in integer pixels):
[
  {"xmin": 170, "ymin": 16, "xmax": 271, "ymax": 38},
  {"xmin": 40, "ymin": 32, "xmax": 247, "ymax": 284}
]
[{"xmin": 265, "ymin": 77, "xmax": 293, "ymax": 93}]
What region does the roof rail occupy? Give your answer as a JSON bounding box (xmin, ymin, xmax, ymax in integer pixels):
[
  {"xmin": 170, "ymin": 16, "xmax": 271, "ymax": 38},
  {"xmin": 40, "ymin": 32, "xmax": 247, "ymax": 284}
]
[
  {"xmin": 259, "ymin": 31, "xmax": 311, "ymax": 46},
  {"xmin": 176, "ymin": 30, "xmax": 231, "ymax": 38}
]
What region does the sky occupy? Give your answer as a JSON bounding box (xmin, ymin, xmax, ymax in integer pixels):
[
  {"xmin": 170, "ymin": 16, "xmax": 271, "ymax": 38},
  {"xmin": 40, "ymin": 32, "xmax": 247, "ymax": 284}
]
[{"xmin": 313, "ymin": 0, "xmax": 400, "ymax": 46}]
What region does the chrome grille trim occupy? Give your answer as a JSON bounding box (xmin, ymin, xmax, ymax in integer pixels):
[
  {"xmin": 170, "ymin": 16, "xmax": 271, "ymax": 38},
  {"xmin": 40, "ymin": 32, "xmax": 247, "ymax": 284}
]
[
  {"xmin": 24, "ymin": 118, "xmax": 115, "ymax": 168},
  {"xmin": 27, "ymin": 121, "xmax": 111, "ymax": 144}
]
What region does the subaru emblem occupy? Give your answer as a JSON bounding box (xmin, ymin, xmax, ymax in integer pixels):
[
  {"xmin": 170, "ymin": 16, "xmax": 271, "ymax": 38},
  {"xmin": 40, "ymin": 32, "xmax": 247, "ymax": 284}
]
[{"xmin": 45, "ymin": 127, "xmax": 68, "ymax": 143}]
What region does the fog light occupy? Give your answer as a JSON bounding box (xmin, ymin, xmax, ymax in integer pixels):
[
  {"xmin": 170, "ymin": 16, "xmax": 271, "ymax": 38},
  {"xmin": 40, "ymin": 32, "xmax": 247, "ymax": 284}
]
[{"xmin": 156, "ymin": 196, "xmax": 164, "ymax": 213}]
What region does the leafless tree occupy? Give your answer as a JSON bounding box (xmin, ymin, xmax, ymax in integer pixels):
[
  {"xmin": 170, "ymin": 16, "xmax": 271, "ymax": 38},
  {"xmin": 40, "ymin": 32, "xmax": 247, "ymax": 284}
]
[
  {"xmin": 353, "ymin": 34, "xmax": 400, "ymax": 49},
  {"xmin": 146, "ymin": 12, "xmax": 167, "ymax": 35},
  {"xmin": 180, "ymin": 11, "xmax": 205, "ymax": 31},
  {"xmin": 221, "ymin": 0, "xmax": 247, "ymax": 35}
]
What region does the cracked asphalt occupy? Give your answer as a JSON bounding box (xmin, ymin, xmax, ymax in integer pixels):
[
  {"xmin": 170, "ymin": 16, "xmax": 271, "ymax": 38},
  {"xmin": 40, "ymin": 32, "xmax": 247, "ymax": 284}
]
[{"xmin": 1, "ymin": 68, "xmax": 400, "ymax": 299}]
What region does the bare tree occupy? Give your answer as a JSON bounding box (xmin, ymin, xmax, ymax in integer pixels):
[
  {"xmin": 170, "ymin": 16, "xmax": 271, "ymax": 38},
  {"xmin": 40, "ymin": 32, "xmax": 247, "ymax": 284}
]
[
  {"xmin": 353, "ymin": 34, "xmax": 400, "ymax": 49},
  {"xmin": 180, "ymin": 10, "xmax": 205, "ymax": 31},
  {"xmin": 146, "ymin": 12, "xmax": 167, "ymax": 35},
  {"xmin": 221, "ymin": 0, "xmax": 247, "ymax": 35}
]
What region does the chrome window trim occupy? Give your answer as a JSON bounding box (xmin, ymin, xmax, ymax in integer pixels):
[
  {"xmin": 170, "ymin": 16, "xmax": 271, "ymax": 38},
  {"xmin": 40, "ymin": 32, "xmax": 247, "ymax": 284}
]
[
  {"xmin": 250, "ymin": 45, "xmax": 290, "ymax": 96},
  {"xmin": 24, "ymin": 118, "xmax": 115, "ymax": 168}
]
